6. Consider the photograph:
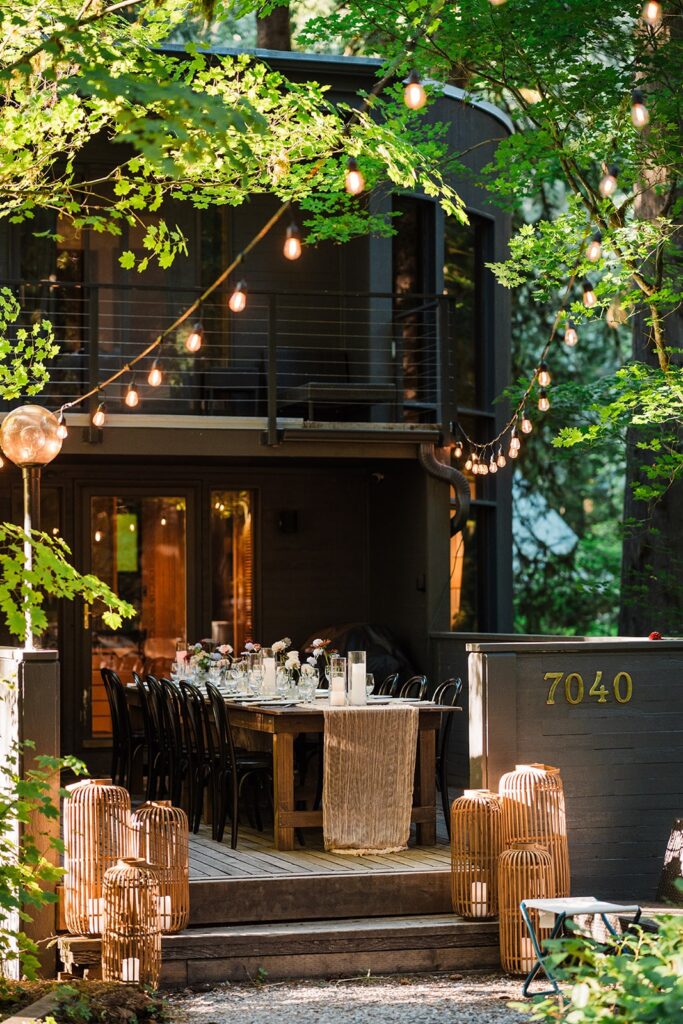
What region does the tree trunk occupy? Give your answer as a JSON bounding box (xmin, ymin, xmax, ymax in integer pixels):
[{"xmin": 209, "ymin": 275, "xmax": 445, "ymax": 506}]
[{"xmin": 256, "ymin": 5, "xmax": 291, "ymax": 50}]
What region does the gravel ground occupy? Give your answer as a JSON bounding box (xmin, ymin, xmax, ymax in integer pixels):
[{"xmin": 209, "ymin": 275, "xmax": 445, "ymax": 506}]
[{"xmin": 168, "ymin": 973, "xmax": 530, "ymax": 1024}]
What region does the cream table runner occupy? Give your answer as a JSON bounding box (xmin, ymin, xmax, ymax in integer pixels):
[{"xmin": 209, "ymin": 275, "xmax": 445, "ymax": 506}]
[{"xmin": 322, "ymin": 705, "xmax": 419, "ymax": 854}]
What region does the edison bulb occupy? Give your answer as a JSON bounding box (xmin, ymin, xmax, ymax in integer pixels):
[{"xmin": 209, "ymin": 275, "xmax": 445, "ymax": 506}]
[
  {"xmin": 57, "ymin": 414, "xmax": 68, "ymax": 440},
  {"xmin": 583, "ymin": 280, "xmax": 597, "ymax": 308},
  {"xmin": 94, "ymin": 530, "xmax": 103, "ymax": 543},
  {"xmin": 148, "ymin": 361, "xmax": 163, "ymax": 387},
  {"xmin": 496, "ymin": 450, "xmax": 506, "ymax": 468},
  {"xmin": 631, "ymin": 89, "xmax": 649, "ymax": 129},
  {"xmin": 510, "ymin": 431, "xmax": 521, "ymax": 452},
  {"xmin": 520, "ymin": 412, "xmax": 533, "ymax": 434},
  {"xmin": 125, "ymin": 382, "xmax": 139, "ymax": 408},
  {"xmin": 508, "ymin": 447, "xmax": 519, "ymax": 459},
  {"xmin": 479, "ymin": 462, "xmax": 489, "ymax": 476},
  {"xmin": 564, "ymin": 321, "xmax": 578, "ymax": 347},
  {"xmin": 284, "ymin": 224, "xmax": 302, "ymax": 261},
  {"xmin": 465, "ymin": 456, "xmax": 473, "ymax": 470},
  {"xmin": 92, "ymin": 403, "xmax": 106, "ymax": 428},
  {"xmin": 453, "ymin": 442, "xmax": 463, "ymax": 458},
  {"xmin": 185, "ymin": 322, "xmax": 203, "ymax": 352},
  {"xmin": 404, "ymin": 72, "xmax": 427, "ymax": 111},
  {"xmin": 345, "ymin": 157, "xmax": 365, "ymax": 196},
  {"xmin": 228, "ymin": 282, "xmax": 247, "ymax": 313},
  {"xmin": 489, "ymin": 459, "xmax": 498, "ymax": 474},
  {"xmin": 538, "ymin": 389, "xmax": 550, "ymax": 412},
  {"xmin": 642, "ymin": 1, "xmax": 661, "ymax": 25},
  {"xmin": 586, "ymin": 232, "xmax": 602, "ymax": 262},
  {"xmin": 599, "ymin": 166, "xmax": 618, "ymax": 198},
  {"xmin": 537, "ymin": 362, "xmax": 551, "ymax": 388}
]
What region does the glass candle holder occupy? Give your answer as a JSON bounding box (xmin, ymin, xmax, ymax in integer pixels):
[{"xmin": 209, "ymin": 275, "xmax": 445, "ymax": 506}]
[
  {"xmin": 347, "ymin": 650, "xmax": 367, "ymax": 705},
  {"xmin": 329, "ymin": 658, "xmax": 347, "ymax": 706},
  {"xmin": 261, "ymin": 648, "xmax": 276, "ymax": 695}
]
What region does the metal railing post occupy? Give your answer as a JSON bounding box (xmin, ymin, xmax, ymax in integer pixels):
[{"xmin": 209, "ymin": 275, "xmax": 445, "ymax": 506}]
[
  {"xmin": 438, "ymin": 295, "xmax": 456, "ymax": 444},
  {"xmin": 87, "ymin": 286, "xmax": 101, "ymax": 443},
  {"xmin": 266, "ymin": 293, "xmax": 278, "ymax": 446}
]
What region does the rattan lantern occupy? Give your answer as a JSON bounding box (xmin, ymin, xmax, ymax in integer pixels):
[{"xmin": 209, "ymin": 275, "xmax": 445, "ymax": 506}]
[
  {"xmin": 63, "ymin": 779, "xmax": 132, "ymax": 935},
  {"xmin": 102, "ymin": 858, "xmax": 161, "ymax": 987},
  {"xmin": 657, "ymin": 818, "xmax": 683, "ymax": 905},
  {"xmin": 498, "ymin": 842, "xmax": 555, "ymax": 975},
  {"xmin": 450, "ymin": 789, "xmax": 502, "ymax": 919},
  {"xmin": 499, "ymin": 763, "xmax": 570, "ymax": 897},
  {"xmin": 132, "ymin": 801, "xmax": 190, "ymax": 933}
]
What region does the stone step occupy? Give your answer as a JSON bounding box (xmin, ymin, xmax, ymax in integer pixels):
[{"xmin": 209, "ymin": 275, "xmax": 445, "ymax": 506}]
[{"xmin": 59, "ymin": 913, "xmax": 500, "ymax": 987}]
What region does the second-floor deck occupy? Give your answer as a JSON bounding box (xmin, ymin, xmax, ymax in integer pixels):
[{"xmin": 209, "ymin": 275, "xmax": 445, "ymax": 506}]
[{"xmin": 5, "ymin": 279, "xmax": 495, "ymax": 446}]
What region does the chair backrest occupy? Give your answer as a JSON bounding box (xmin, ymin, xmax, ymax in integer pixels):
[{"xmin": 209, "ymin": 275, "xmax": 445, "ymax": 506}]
[
  {"xmin": 178, "ymin": 680, "xmax": 208, "ymax": 763},
  {"xmin": 134, "ymin": 673, "xmax": 158, "ymax": 751},
  {"xmin": 399, "ymin": 674, "xmax": 428, "ymax": 699},
  {"xmin": 434, "ymin": 677, "xmax": 463, "ymax": 760},
  {"xmin": 101, "ymin": 667, "xmax": 120, "ymax": 741},
  {"xmin": 206, "ymin": 683, "xmax": 238, "ymax": 774},
  {"xmin": 158, "ymin": 677, "xmax": 184, "ymax": 758},
  {"xmin": 103, "ymin": 667, "xmax": 134, "ymax": 746},
  {"xmin": 378, "ymin": 672, "xmax": 399, "ymax": 696}
]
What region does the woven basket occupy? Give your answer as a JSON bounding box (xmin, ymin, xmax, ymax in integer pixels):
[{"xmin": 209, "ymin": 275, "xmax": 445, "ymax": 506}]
[
  {"xmin": 450, "ymin": 789, "xmax": 502, "ymax": 918},
  {"xmin": 132, "ymin": 801, "xmax": 190, "ymax": 933},
  {"xmin": 63, "ymin": 779, "xmax": 132, "ymax": 935},
  {"xmin": 499, "ymin": 763, "xmax": 570, "ymax": 897},
  {"xmin": 498, "ymin": 842, "xmax": 555, "ymax": 975},
  {"xmin": 102, "ymin": 858, "xmax": 161, "ymax": 987}
]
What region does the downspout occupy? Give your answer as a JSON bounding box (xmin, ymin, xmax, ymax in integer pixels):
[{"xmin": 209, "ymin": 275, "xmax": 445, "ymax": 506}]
[{"xmin": 418, "ymin": 442, "xmax": 471, "ymax": 536}]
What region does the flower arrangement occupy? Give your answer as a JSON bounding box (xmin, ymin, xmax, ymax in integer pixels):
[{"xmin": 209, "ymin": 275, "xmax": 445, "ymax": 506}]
[
  {"xmin": 188, "ymin": 642, "xmax": 233, "ymax": 674},
  {"xmin": 305, "ymin": 638, "xmax": 338, "ymax": 681}
]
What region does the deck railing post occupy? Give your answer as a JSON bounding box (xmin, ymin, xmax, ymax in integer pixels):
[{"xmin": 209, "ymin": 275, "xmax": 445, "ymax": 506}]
[
  {"xmin": 266, "ymin": 293, "xmax": 279, "ymax": 446},
  {"xmin": 437, "ymin": 295, "xmax": 456, "ymax": 444},
  {"xmin": 86, "ymin": 286, "xmax": 101, "ymax": 443}
]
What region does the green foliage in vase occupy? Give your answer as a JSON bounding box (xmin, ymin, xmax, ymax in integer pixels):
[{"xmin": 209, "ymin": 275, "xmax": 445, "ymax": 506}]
[
  {"xmin": 0, "ymin": 524, "xmax": 134, "ymax": 644},
  {"xmin": 0, "ymin": 742, "xmax": 86, "ymax": 980}
]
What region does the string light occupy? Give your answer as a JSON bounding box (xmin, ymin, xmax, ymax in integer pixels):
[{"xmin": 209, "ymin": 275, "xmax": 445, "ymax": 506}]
[
  {"xmin": 92, "ymin": 401, "xmax": 106, "ymax": 428},
  {"xmin": 496, "ymin": 448, "xmax": 506, "ymax": 468},
  {"xmin": 465, "ymin": 454, "xmax": 473, "ymax": 470},
  {"xmin": 520, "ymin": 409, "xmax": 533, "ymax": 434},
  {"xmin": 57, "ymin": 411, "xmax": 68, "ymax": 440},
  {"xmin": 283, "ymin": 223, "xmax": 302, "ymax": 261},
  {"xmin": 185, "ymin": 321, "xmax": 203, "ymax": 353},
  {"xmin": 508, "ymin": 443, "xmax": 519, "ymax": 460},
  {"xmin": 472, "ymin": 452, "xmax": 480, "ymax": 475},
  {"xmin": 479, "ymin": 459, "xmax": 489, "ymax": 476},
  {"xmin": 345, "ymin": 157, "xmax": 365, "ymax": 196},
  {"xmin": 641, "ymin": 1, "xmax": 661, "ymax": 25},
  {"xmin": 537, "ymin": 362, "xmax": 551, "ymax": 388},
  {"xmin": 228, "ymin": 281, "xmax": 247, "ymax": 314},
  {"xmin": 148, "ymin": 359, "xmax": 163, "ymax": 387},
  {"xmin": 489, "ymin": 0, "xmax": 508, "ymax": 5},
  {"xmin": 564, "ymin": 320, "xmax": 578, "ymax": 347},
  {"xmin": 510, "ymin": 427, "xmax": 521, "ymax": 453},
  {"xmin": 125, "ymin": 378, "xmax": 140, "ymax": 409},
  {"xmin": 538, "ymin": 389, "xmax": 550, "ymax": 412},
  {"xmin": 404, "ymin": 71, "xmax": 427, "ymax": 110},
  {"xmin": 599, "ymin": 164, "xmax": 618, "ymax": 198},
  {"xmin": 453, "ymin": 441, "xmax": 463, "ymax": 458},
  {"xmin": 582, "ymin": 279, "xmax": 597, "ymax": 308},
  {"xmin": 586, "ymin": 231, "xmax": 602, "ymax": 262},
  {"xmin": 631, "ymin": 89, "xmax": 649, "ymax": 129},
  {"xmin": 489, "ymin": 455, "xmax": 498, "ymax": 474}
]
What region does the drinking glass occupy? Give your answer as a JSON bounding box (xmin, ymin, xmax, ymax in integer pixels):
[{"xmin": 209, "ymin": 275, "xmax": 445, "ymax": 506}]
[
  {"xmin": 249, "ymin": 667, "xmax": 263, "ymax": 695},
  {"xmin": 366, "ymin": 673, "xmax": 375, "ymax": 699},
  {"xmin": 329, "ymin": 658, "xmax": 347, "ymax": 706}
]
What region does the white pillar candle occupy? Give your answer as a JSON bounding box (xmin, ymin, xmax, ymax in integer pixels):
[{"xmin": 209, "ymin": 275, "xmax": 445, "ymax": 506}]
[
  {"xmin": 470, "ymin": 881, "xmax": 488, "ymax": 917},
  {"xmin": 157, "ymin": 894, "xmax": 172, "ymax": 930},
  {"xmin": 329, "ymin": 678, "xmax": 346, "ymax": 706},
  {"xmin": 87, "ymin": 897, "xmax": 103, "ymax": 933},
  {"xmin": 520, "ymin": 937, "xmax": 536, "ymax": 972},
  {"xmin": 262, "ymin": 656, "xmax": 276, "ymax": 695},
  {"xmin": 539, "ymin": 910, "xmax": 556, "ymax": 930},
  {"xmin": 349, "ymin": 663, "xmax": 367, "ymax": 705},
  {"xmin": 121, "ymin": 957, "xmax": 140, "ymax": 983}
]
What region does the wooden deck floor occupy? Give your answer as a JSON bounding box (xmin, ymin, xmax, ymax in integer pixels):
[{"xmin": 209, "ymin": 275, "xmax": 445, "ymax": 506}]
[{"xmin": 189, "ymin": 824, "xmax": 450, "ymax": 881}]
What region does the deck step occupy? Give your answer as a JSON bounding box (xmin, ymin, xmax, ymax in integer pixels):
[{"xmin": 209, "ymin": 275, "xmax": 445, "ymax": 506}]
[
  {"xmin": 188, "ymin": 864, "xmax": 452, "ymax": 925},
  {"xmin": 59, "ymin": 914, "xmax": 500, "ymax": 986}
]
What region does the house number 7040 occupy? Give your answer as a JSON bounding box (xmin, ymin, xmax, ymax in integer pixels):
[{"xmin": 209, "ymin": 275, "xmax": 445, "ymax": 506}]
[{"xmin": 544, "ymin": 670, "xmax": 633, "ymax": 706}]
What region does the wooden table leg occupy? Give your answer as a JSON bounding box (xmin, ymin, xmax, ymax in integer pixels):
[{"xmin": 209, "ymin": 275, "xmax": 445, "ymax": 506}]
[
  {"xmin": 273, "ymin": 731, "xmax": 295, "ymax": 850},
  {"xmin": 415, "ymin": 726, "xmax": 437, "ymax": 846}
]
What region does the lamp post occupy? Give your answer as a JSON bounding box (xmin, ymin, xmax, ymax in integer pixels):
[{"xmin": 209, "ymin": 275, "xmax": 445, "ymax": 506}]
[{"xmin": 0, "ymin": 405, "xmax": 63, "ymax": 649}]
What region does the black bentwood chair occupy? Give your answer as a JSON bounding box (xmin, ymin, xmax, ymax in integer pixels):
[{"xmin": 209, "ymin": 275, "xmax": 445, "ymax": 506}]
[
  {"xmin": 378, "ymin": 672, "xmax": 400, "ymax": 696},
  {"xmin": 178, "ymin": 680, "xmax": 213, "ymax": 833},
  {"xmin": 399, "ymin": 675, "xmax": 429, "ymax": 699},
  {"xmin": 133, "ymin": 672, "xmax": 168, "ymax": 801},
  {"xmin": 206, "ymin": 683, "xmax": 273, "ymax": 848},
  {"xmin": 101, "ymin": 667, "xmax": 145, "ymax": 790},
  {"xmin": 433, "ymin": 677, "xmax": 463, "ymax": 838}
]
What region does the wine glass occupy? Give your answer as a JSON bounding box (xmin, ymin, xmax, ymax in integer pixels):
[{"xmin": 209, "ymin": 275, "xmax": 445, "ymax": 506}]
[{"xmin": 366, "ymin": 673, "xmax": 375, "ymax": 700}]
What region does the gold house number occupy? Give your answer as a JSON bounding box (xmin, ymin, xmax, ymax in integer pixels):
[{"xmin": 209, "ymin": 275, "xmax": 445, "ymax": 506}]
[{"xmin": 545, "ymin": 670, "xmax": 633, "ymax": 706}]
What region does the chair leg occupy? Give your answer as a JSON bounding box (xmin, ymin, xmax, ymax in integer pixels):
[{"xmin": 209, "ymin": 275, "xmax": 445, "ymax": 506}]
[
  {"xmin": 231, "ymin": 771, "xmax": 239, "ymax": 850},
  {"xmin": 439, "ymin": 762, "xmax": 451, "ymax": 838}
]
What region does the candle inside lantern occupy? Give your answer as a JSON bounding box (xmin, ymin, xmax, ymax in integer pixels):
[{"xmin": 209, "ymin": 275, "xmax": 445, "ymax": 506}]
[
  {"xmin": 470, "ymin": 881, "xmax": 488, "ymax": 917},
  {"xmin": 87, "ymin": 897, "xmax": 103, "ymax": 933},
  {"xmin": 121, "ymin": 957, "xmax": 140, "ymax": 983},
  {"xmin": 157, "ymin": 894, "xmax": 172, "ymax": 930},
  {"xmin": 350, "ymin": 663, "xmax": 366, "ymax": 705},
  {"xmin": 539, "ymin": 910, "xmax": 555, "ymax": 930},
  {"xmin": 520, "ymin": 937, "xmax": 536, "ymax": 972}
]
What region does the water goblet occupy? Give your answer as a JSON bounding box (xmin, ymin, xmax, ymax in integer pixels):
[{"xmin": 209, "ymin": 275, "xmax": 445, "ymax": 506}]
[{"xmin": 366, "ymin": 673, "xmax": 375, "ymax": 700}]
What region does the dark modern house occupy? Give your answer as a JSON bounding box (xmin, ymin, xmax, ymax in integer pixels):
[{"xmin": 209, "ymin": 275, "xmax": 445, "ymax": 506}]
[{"xmin": 0, "ymin": 49, "xmax": 512, "ymax": 765}]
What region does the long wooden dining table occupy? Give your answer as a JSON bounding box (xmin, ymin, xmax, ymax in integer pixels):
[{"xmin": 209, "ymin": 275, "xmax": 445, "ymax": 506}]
[{"xmin": 225, "ymin": 699, "xmax": 460, "ymax": 851}]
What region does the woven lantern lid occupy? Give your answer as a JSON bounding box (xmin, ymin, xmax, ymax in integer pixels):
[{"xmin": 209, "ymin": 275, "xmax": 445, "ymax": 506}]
[
  {"xmin": 514, "ymin": 764, "xmax": 559, "ymax": 774},
  {"xmin": 66, "ymin": 777, "xmax": 113, "ymax": 792},
  {"xmin": 509, "ymin": 841, "xmax": 551, "ymax": 854},
  {"xmin": 463, "ymin": 788, "xmax": 496, "ymax": 797}
]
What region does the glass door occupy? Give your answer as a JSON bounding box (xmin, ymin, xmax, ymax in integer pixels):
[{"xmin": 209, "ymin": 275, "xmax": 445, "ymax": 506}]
[{"xmin": 85, "ymin": 493, "xmax": 188, "ymax": 738}]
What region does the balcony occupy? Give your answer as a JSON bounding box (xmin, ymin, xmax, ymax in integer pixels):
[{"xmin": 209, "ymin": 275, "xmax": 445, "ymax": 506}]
[{"xmin": 4, "ymin": 280, "xmax": 461, "ymax": 444}]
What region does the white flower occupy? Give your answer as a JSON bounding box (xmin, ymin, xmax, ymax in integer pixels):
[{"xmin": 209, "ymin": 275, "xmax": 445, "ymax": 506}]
[
  {"xmin": 272, "ymin": 637, "xmax": 292, "ymax": 654},
  {"xmin": 301, "ymin": 664, "xmax": 316, "ymax": 678},
  {"xmin": 306, "ymin": 656, "xmax": 317, "ymax": 667},
  {"xmin": 312, "ymin": 638, "xmax": 323, "ymax": 647},
  {"xmin": 244, "ymin": 642, "xmax": 255, "ymax": 652},
  {"xmin": 312, "ymin": 647, "xmax": 324, "ymax": 659}
]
